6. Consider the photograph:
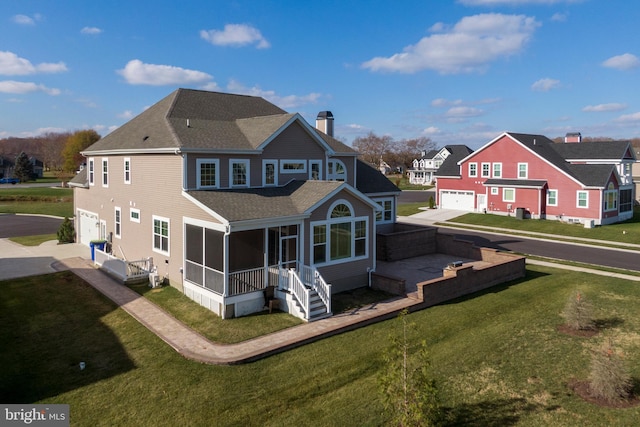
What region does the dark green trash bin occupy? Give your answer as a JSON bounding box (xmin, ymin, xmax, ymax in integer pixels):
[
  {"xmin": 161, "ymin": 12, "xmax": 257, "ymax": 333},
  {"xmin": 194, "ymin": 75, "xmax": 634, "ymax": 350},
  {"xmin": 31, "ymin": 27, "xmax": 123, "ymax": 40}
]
[{"xmin": 515, "ymin": 207, "xmax": 525, "ymax": 220}]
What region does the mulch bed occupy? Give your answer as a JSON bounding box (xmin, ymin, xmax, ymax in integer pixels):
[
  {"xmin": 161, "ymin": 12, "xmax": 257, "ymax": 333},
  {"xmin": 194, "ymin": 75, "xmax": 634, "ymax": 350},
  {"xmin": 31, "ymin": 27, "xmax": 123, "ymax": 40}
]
[{"xmin": 568, "ymin": 379, "xmax": 640, "ymax": 408}]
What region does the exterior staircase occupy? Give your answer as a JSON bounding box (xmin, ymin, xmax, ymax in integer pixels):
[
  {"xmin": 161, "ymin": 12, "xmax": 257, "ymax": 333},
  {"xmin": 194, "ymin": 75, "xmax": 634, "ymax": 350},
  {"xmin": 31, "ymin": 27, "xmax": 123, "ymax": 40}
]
[{"xmin": 307, "ymin": 288, "xmax": 331, "ymax": 321}]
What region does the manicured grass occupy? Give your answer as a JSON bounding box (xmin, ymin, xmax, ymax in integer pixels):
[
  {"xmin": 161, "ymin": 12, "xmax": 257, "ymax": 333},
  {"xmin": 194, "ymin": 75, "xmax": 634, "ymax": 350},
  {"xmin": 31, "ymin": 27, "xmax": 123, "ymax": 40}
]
[
  {"xmin": 9, "ymin": 234, "xmax": 58, "ymax": 246},
  {"xmin": 128, "ymin": 282, "xmax": 303, "ymax": 343},
  {"xmin": 2, "ymin": 267, "xmax": 639, "ymax": 425},
  {"xmin": 387, "ymin": 174, "xmax": 434, "ymax": 191},
  {"xmin": 397, "ymin": 202, "xmax": 428, "ymax": 216},
  {"xmin": 0, "ymin": 187, "xmax": 73, "ymax": 217},
  {"xmin": 447, "ymin": 207, "xmax": 640, "ymax": 245}
]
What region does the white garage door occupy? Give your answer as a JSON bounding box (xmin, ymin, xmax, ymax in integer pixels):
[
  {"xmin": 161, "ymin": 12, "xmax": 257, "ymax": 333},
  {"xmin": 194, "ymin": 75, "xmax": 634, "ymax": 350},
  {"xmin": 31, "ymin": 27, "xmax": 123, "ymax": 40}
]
[
  {"xmin": 440, "ymin": 190, "xmax": 475, "ymax": 211},
  {"xmin": 78, "ymin": 210, "xmax": 99, "ymax": 246}
]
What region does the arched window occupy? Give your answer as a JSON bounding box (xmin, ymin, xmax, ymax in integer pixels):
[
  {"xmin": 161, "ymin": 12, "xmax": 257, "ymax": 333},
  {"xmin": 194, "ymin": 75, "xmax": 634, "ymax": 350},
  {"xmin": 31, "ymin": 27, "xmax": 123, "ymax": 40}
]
[
  {"xmin": 312, "ymin": 200, "xmax": 367, "ymax": 265},
  {"xmin": 327, "ymin": 160, "xmax": 346, "ymax": 181}
]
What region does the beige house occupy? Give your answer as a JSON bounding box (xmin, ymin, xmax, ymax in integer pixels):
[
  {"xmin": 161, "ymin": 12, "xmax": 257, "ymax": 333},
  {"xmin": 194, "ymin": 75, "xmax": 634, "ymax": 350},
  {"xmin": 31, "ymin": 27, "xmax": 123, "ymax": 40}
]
[{"xmin": 71, "ymin": 89, "xmax": 399, "ymax": 320}]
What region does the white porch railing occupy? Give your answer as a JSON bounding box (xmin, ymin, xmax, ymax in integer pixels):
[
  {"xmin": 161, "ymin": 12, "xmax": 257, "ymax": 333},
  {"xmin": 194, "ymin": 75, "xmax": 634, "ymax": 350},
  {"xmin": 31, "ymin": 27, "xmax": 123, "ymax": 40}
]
[
  {"xmin": 289, "ymin": 269, "xmax": 310, "ymax": 320},
  {"xmin": 94, "ymin": 249, "xmax": 153, "ymax": 282},
  {"xmin": 300, "ymin": 265, "xmax": 332, "ymax": 314},
  {"xmin": 228, "ymin": 266, "xmax": 267, "ymax": 295}
]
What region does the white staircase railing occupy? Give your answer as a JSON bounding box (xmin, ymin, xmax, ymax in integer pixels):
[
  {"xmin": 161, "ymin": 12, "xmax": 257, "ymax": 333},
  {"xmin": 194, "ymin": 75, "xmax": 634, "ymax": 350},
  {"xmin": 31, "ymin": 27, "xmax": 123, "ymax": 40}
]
[
  {"xmin": 289, "ymin": 269, "xmax": 310, "ymax": 320},
  {"xmin": 300, "ymin": 265, "xmax": 331, "ymax": 315}
]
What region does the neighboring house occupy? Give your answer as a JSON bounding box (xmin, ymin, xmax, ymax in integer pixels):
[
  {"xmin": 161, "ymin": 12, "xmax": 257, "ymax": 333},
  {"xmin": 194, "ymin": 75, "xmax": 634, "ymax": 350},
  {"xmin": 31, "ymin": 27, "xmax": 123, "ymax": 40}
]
[
  {"xmin": 435, "ymin": 132, "xmax": 636, "ymax": 226},
  {"xmin": 71, "ymin": 89, "xmax": 400, "ymax": 320},
  {"xmin": 30, "ymin": 157, "xmax": 44, "ymax": 178},
  {"xmin": 0, "ymin": 156, "xmax": 13, "ymax": 179},
  {"xmin": 633, "ymin": 151, "xmax": 640, "ymax": 204},
  {"xmin": 408, "ymin": 145, "xmax": 472, "ymax": 185}
]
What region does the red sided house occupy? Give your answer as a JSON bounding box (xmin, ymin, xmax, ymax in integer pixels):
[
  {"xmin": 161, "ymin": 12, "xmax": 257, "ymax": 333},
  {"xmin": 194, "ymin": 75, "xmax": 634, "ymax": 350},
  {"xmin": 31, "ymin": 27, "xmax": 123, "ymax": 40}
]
[
  {"xmin": 70, "ymin": 89, "xmax": 400, "ymax": 320},
  {"xmin": 436, "ymin": 132, "xmax": 636, "ymax": 226}
]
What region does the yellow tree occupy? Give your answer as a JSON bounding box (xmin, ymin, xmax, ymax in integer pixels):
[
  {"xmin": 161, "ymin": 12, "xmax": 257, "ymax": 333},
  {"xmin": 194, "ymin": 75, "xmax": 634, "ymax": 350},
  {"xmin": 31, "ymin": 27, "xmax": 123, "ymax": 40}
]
[{"xmin": 62, "ymin": 130, "xmax": 101, "ymax": 173}]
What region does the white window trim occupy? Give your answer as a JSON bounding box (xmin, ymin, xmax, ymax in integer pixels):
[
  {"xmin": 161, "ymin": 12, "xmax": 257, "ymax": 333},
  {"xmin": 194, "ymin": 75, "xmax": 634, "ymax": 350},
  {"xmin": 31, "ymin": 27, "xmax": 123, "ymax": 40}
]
[
  {"xmin": 88, "ymin": 158, "xmax": 95, "ymax": 186},
  {"xmin": 503, "ymin": 188, "xmax": 515, "ymax": 203},
  {"xmin": 492, "ymin": 162, "xmax": 502, "ymax": 178},
  {"xmin": 576, "ymin": 191, "xmax": 588, "ymax": 209},
  {"xmin": 327, "ymin": 159, "xmax": 347, "ymax": 181},
  {"xmin": 517, "ymin": 163, "xmax": 528, "ymax": 179},
  {"xmin": 481, "ymin": 162, "xmax": 491, "ymax": 178},
  {"xmin": 468, "ymin": 162, "xmax": 477, "ymax": 177},
  {"xmin": 310, "ymin": 199, "xmax": 369, "ymax": 266},
  {"xmin": 262, "ymin": 159, "xmax": 278, "ymax": 186},
  {"xmin": 152, "ymin": 215, "xmax": 170, "ymax": 256},
  {"xmin": 229, "ymin": 159, "xmax": 250, "ymax": 188},
  {"xmin": 309, "ymin": 160, "xmax": 322, "ymax": 180},
  {"xmin": 130, "ymin": 208, "xmax": 141, "ymax": 223},
  {"xmin": 375, "ymin": 197, "xmax": 394, "ymax": 224},
  {"xmin": 547, "ymin": 189, "xmax": 558, "ymax": 207},
  {"xmin": 280, "ymin": 159, "xmax": 307, "ymax": 174},
  {"xmin": 101, "ymin": 158, "xmax": 109, "ymax": 188},
  {"xmin": 196, "ymin": 159, "xmax": 220, "ymax": 189},
  {"xmin": 114, "ymin": 207, "xmax": 122, "ymax": 239},
  {"xmin": 124, "ymin": 158, "xmax": 131, "ymax": 184},
  {"xmin": 491, "ymin": 187, "xmax": 499, "ymax": 195}
]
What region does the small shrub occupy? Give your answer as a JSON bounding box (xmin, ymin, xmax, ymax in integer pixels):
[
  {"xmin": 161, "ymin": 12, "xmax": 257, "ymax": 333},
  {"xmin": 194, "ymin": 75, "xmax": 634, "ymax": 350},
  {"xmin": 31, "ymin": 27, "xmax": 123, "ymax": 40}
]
[
  {"xmin": 428, "ymin": 196, "xmax": 435, "ymax": 209},
  {"xmin": 562, "ymin": 289, "xmax": 595, "ymax": 331},
  {"xmin": 379, "ymin": 309, "xmax": 441, "ymax": 426},
  {"xmin": 57, "ymin": 216, "xmax": 76, "ymax": 244},
  {"xmin": 589, "ymin": 339, "xmax": 632, "ymax": 403}
]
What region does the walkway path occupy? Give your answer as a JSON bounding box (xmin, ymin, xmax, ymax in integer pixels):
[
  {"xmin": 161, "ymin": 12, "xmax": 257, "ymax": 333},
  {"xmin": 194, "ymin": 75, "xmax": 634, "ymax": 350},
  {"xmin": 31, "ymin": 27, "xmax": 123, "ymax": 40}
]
[{"xmin": 60, "ymin": 257, "xmax": 419, "ymax": 365}]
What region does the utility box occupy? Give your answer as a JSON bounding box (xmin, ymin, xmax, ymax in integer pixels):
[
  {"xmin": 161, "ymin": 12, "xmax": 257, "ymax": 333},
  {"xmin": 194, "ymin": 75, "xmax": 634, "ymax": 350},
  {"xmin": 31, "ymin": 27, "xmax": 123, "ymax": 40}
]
[{"xmin": 515, "ymin": 207, "xmax": 525, "ymax": 220}]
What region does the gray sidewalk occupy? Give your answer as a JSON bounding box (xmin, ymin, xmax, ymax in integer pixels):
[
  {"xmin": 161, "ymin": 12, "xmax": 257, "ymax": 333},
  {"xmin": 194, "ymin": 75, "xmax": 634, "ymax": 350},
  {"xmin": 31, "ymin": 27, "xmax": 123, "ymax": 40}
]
[{"xmin": 60, "ymin": 257, "xmax": 419, "ymax": 365}]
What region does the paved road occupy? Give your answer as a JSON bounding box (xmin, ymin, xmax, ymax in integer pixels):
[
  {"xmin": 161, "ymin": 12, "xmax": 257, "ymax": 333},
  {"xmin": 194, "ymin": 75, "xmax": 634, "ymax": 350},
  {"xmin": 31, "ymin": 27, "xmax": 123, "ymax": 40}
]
[
  {"xmin": 398, "ymin": 189, "xmax": 435, "ymax": 204},
  {"xmin": 439, "ymin": 226, "xmax": 640, "ymax": 272},
  {"xmin": 0, "ymin": 214, "xmax": 63, "ymax": 238}
]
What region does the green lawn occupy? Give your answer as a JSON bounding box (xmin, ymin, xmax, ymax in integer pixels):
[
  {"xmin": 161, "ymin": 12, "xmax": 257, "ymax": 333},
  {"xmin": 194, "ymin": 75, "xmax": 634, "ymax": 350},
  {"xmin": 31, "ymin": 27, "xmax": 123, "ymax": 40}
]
[
  {"xmin": 2, "ymin": 267, "xmax": 639, "ymax": 426},
  {"xmin": 0, "ymin": 187, "xmax": 73, "ymax": 217},
  {"xmin": 448, "ymin": 207, "xmax": 640, "ymax": 245}
]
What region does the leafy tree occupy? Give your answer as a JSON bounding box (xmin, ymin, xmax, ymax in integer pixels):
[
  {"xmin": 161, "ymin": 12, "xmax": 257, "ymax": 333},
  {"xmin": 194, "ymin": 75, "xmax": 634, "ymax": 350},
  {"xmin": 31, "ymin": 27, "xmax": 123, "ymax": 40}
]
[
  {"xmin": 62, "ymin": 130, "xmax": 101, "ymax": 173},
  {"xmin": 57, "ymin": 217, "xmax": 76, "ymax": 243},
  {"xmin": 13, "ymin": 152, "xmax": 33, "ymax": 182},
  {"xmin": 379, "ymin": 309, "xmax": 441, "ymax": 426}
]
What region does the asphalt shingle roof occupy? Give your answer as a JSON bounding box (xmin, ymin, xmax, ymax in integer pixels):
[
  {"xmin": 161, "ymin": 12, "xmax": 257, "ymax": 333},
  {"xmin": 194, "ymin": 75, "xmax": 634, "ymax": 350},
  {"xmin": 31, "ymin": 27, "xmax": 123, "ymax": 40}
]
[
  {"xmin": 355, "ymin": 159, "xmax": 400, "ymax": 194},
  {"xmin": 83, "ymin": 89, "xmax": 356, "ymax": 155},
  {"xmin": 188, "ymin": 180, "xmax": 344, "ymax": 222},
  {"xmin": 434, "ymin": 145, "xmax": 474, "ymax": 177}
]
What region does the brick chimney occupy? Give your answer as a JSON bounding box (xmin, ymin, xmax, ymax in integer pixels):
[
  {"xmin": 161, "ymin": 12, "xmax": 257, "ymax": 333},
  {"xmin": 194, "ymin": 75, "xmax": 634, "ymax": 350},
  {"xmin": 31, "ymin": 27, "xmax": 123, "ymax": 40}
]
[
  {"xmin": 316, "ymin": 111, "xmax": 334, "ymax": 137},
  {"xmin": 564, "ymin": 132, "xmax": 582, "ymax": 143}
]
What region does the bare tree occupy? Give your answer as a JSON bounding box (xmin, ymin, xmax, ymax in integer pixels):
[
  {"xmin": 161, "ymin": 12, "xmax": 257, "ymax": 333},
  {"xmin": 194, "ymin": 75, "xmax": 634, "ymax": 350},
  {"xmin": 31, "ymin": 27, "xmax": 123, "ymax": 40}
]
[{"xmin": 352, "ymin": 132, "xmax": 394, "ymax": 166}]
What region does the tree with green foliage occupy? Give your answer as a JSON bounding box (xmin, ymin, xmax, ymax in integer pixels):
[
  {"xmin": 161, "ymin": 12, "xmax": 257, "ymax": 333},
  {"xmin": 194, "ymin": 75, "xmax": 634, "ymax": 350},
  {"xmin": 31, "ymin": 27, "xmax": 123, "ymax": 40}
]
[
  {"xmin": 62, "ymin": 129, "xmax": 101, "ymax": 173},
  {"xmin": 13, "ymin": 152, "xmax": 34, "ymax": 182},
  {"xmin": 57, "ymin": 217, "xmax": 76, "ymax": 244},
  {"xmin": 379, "ymin": 309, "xmax": 441, "ymax": 426}
]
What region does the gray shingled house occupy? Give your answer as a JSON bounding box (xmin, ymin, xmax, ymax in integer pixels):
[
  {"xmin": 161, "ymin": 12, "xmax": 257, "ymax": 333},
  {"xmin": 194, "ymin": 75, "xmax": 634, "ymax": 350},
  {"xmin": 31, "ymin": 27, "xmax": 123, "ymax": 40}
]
[{"xmin": 71, "ymin": 89, "xmax": 400, "ymax": 320}]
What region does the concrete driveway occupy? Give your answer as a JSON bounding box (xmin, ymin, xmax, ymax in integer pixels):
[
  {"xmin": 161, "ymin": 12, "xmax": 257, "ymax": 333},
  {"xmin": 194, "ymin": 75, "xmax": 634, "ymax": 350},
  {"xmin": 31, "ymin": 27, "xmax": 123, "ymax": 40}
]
[{"xmin": 0, "ymin": 214, "xmax": 89, "ymax": 281}]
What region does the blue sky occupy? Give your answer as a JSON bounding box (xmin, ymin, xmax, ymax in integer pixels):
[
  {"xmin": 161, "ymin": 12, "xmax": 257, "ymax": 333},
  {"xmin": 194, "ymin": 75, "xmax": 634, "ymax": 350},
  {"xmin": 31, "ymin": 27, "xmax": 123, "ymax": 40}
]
[{"xmin": 1, "ymin": 0, "xmax": 639, "ymax": 149}]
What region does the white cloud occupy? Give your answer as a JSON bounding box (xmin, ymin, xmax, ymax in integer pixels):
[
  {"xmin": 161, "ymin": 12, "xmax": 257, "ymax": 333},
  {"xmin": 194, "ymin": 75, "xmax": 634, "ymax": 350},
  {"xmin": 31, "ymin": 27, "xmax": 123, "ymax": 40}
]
[
  {"xmin": 614, "ymin": 112, "xmax": 640, "ymax": 123},
  {"xmin": 445, "ymin": 106, "xmax": 483, "ymax": 118},
  {"xmin": 551, "ymin": 13, "xmax": 568, "ymax": 22},
  {"xmin": 226, "ymin": 80, "xmax": 321, "ymax": 109},
  {"xmin": 582, "ymin": 103, "xmax": 627, "ymax": 112},
  {"xmin": 200, "ymin": 24, "xmax": 270, "ymax": 49},
  {"xmin": 432, "ymin": 97, "xmax": 500, "ymax": 108},
  {"xmin": 531, "ymin": 78, "xmax": 560, "ymax": 92},
  {"xmin": 602, "ymin": 53, "xmax": 640, "ymax": 70},
  {"xmin": 422, "ymin": 126, "xmax": 441, "ymax": 135},
  {"xmin": 362, "ymin": 14, "xmax": 540, "ymax": 74},
  {"xmin": 117, "ymin": 59, "xmax": 213, "ymax": 86},
  {"xmin": 117, "ymin": 110, "xmax": 134, "ymax": 119},
  {"xmin": 0, "ymin": 51, "xmax": 68, "ymax": 75},
  {"xmin": 81, "ymin": 26, "xmax": 103, "ymax": 35},
  {"xmin": 0, "ymin": 80, "xmax": 60, "ymax": 95},
  {"xmin": 12, "ymin": 14, "xmax": 36, "ymax": 25}
]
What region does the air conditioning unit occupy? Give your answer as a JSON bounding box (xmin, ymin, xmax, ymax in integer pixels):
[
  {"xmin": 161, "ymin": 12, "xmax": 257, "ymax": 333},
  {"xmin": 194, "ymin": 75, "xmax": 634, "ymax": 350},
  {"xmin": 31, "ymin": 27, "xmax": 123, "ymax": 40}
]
[{"xmin": 584, "ymin": 219, "xmax": 594, "ymax": 229}]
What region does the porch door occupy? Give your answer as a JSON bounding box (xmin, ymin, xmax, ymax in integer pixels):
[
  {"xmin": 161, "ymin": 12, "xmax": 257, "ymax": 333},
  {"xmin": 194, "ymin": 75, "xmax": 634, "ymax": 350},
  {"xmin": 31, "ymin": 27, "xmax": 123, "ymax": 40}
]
[{"xmin": 280, "ymin": 234, "xmax": 298, "ymax": 270}]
